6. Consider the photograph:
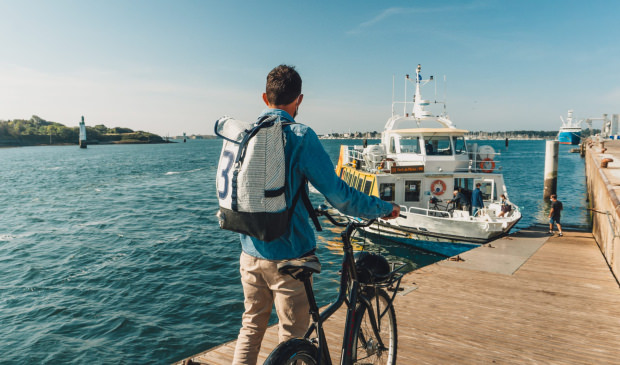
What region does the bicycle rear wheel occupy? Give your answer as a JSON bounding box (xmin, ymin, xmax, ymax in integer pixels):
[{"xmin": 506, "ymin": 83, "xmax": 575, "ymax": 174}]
[
  {"xmin": 352, "ymin": 288, "xmax": 397, "ymax": 364},
  {"xmin": 263, "ymin": 338, "xmax": 318, "ymax": 365}
]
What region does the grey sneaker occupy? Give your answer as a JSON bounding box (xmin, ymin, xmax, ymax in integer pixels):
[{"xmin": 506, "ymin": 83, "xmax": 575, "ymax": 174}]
[{"xmin": 559, "ymin": 233, "xmax": 563, "ymax": 237}]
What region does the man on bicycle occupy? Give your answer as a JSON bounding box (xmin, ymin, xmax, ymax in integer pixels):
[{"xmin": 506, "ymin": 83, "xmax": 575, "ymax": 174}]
[{"xmin": 231, "ymin": 64, "xmax": 400, "ymax": 365}]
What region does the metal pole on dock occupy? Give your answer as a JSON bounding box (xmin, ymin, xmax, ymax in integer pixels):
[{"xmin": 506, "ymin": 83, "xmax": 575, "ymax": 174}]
[{"xmin": 543, "ymin": 140, "xmax": 559, "ymax": 200}]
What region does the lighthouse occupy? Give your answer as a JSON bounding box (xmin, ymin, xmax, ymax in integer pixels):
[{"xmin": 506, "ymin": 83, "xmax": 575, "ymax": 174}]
[{"xmin": 79, "ymin": 116, "xmax": 87, "ymax": 148}]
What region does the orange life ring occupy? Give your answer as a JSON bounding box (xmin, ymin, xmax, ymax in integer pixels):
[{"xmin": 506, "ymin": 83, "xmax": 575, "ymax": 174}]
[
  {"xmin": 431, "ymin": 179, "xmax": 446, "ymax": 195},
  {"xmin": 379, "ymin": 158, "xmax": 396, "ymax": 170},
  {"xmin": 480, "ymin": 158, "xmax": 495, "ymax": 173}
]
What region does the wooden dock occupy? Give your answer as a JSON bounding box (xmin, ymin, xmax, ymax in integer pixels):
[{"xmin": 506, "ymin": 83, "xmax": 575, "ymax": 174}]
[{"xmin": 176, "ymin": 227, "xmax": 620, "ymax": 364}]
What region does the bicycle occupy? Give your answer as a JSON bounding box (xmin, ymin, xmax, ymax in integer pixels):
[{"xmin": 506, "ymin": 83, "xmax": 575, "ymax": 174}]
[
  {"xmin": 264, "ymin": 206, "xmax": 406, "ymax": 365},
  {"xmin": 428, "ymin": 196, "xmax": 454, "ymax": 217}
]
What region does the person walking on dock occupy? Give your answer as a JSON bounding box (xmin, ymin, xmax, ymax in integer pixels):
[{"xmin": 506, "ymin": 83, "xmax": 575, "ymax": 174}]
[
  {"xmin": 230, "ymin": 65, "xmax": 400, "ymax": 365},
  {"xmin": 548, "ymin": 194, "xmax": 563, "ymax": 236},
  {"xmin": 472, "ymin": 183, "xmax": 484, "ymax": 217}
]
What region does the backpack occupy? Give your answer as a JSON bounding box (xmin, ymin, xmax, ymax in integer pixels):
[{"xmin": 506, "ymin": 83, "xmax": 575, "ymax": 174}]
[{"xmin": 214, "ymin": 114, "xmax": 320, "ymax": 241}]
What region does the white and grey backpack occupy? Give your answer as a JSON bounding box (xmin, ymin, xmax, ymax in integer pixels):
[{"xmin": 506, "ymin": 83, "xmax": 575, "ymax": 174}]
[{"xmin": 214, "ymin": 115, "xmax": 320, "ymax": 241}]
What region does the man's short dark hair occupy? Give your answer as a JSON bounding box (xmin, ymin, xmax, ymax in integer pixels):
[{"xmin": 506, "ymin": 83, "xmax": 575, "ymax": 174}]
[{"xmin": 266, "ymin": 65, "xmax": 302, "ymax": 106}]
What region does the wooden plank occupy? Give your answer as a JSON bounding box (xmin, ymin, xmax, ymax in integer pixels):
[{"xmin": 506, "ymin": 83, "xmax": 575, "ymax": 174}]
[{"xmin": 175, "ymin": 229, "xmax": 620, "ymax": 365}]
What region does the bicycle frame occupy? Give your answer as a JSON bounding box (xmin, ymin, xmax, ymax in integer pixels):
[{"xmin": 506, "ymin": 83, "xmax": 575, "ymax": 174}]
[
  {"xmin": 301, "ymin": 221, "xmax": 357, "ymax": 364},
  {"xmin": 300, "ymin": 212, "xmax": 404, "ymax": 364}
]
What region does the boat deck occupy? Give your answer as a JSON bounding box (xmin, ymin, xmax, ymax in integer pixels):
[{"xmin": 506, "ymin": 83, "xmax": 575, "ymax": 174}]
[{"xmin": 175, "ymin": 227, "xmax": 620, "ymax": 364}]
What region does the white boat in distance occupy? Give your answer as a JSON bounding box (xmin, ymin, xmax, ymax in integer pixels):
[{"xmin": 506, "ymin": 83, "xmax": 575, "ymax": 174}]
[{"xmin": 334, "ymin": 65, "xmax": 521, "ymax": 255}]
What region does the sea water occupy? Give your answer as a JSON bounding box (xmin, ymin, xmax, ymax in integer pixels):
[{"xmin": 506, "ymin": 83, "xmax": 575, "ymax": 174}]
[{"xmin": 0, "ymin": 140, "xmax": 588, "ymax": 363}]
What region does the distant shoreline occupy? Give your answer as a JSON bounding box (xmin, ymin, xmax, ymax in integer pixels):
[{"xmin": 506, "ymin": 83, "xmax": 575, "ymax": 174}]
[{"xmin": 0, "ymin": 140, "xmax": 174, "ymax": 148}]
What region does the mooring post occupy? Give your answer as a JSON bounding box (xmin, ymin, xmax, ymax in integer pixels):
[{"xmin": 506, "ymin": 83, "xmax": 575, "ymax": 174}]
[{"xmin": 543, "ymin": 140, "xmax": 559, "ymax": 200}]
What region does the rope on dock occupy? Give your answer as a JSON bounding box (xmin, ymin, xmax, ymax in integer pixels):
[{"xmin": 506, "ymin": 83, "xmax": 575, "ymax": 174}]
[{"xmin": 587, "ymin": 208, "xmax": 619, "ymax": 240}]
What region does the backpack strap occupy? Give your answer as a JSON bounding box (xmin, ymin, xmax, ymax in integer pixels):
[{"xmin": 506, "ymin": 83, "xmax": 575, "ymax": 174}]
[
  {"xmin": 289, "ymin": 178, "xmax": 322, "ymax": 232},
  {"xmin": 236, "ymin": 115, "xmax": 278, "ymax": 165},
  {"xmin": 213, "ymin": 118, "xmax": 241, "ymax": 144}
]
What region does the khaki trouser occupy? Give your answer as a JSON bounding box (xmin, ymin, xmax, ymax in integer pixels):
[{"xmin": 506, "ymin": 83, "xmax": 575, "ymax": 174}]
[{"xmin": 232, "ymin": 252, "xmax": 310, "ymax": 365}]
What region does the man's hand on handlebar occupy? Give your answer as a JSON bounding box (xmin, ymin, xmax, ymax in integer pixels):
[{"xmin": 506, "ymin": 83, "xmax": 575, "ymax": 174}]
[{"xmin": 383, "ymin": 203, "xmax": 401, "ymax": 220}]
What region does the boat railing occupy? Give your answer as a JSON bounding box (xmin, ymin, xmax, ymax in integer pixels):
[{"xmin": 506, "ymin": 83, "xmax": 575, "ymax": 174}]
[
  {"xmin": 346, "ymin": 146, "xmax": 365, "ymax": 162},
  {"xmin": 391, "ymin": 101, "xmax": 414, "ymax": 115},
  {"xmin": 453, "ymin": 152, "xmax": 502, "ymax": 173},
  {"xmin": 405, "ymin": 205, "xmax": 452, "ymax": 218},
  {"xmin": 344, "ymin": 145, "xmax": 387, "ymax": 173},
  {"xmin": 478, "ymin": 202, "xmax": 521, "ymax": 220}
]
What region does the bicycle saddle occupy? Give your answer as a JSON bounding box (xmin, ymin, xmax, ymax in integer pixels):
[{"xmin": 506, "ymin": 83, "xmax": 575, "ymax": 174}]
[{"xmin": 278, "ymin": 255, "xmax": 322, "ymax": 277}]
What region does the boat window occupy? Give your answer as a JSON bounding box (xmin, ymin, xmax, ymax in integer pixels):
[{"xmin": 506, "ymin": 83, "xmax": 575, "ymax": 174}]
[
  {"xmin": 404, "ymin": 180, "xmax": 421, "ymax": 202},
  {"xmin": 479, "ymin": 181, "xmax": 496, "ymax": 201},
  {"xmin": 379, "ymin": 183, "xmax": 395, "ymax": 202},
  {"xmin": 356, "ymin": 176, "xmax": 365, "ymax": 191},
  {"xmin": 389, "ymin": 137, "xmax": 396, "ymax": 153},
  {"xmin": 454, "ymin": 136, "xmax": 467, "ymax": 155},
  {"xmin": 453, "ymin": 178, "xmax": 473, "ymax": 191},
  {"xmin": 399, "ymin": 137, "xmax": 421, "ymax": 154},
  {"xmin": 363, "ymin": 179, "xmax": 373, "ymax": 195},
  {"xmin": 425, "ymin": 136, "xmax": 452, "ymax": 155}
]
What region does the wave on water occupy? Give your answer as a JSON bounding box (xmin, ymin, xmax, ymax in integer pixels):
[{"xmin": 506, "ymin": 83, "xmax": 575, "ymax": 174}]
[{"xmin": 165, "ymin": 168, "xmax": 204, "ymax": 175}]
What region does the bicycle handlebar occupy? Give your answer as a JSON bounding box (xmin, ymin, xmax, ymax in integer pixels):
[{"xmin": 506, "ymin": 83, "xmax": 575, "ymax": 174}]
[
  {"xmin": 315, "ymin": 205, "xmax": 376, "ymax": 228},
  {"xmin": 316, "ymin": 204, "xmax": 406, "ymax": 226}
]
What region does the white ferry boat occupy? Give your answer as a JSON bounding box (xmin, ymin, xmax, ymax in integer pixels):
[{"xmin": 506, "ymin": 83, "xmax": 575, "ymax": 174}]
[{"xmin": 334, "ymin": 65, "xmax": 521, "ymax": 255}]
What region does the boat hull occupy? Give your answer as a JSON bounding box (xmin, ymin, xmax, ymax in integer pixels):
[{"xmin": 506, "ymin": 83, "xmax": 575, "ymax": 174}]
[
  {"xmin": 379, "ymin": 211, "xmax": 519, "ymax": 241},
  {"xmin": 558, "ymin": 131, "xmax": 581, "ymax": 145},
  {"xmin": 360, "ymin": 226, "xmax": 479, "ymax": 257},
  {"xmin": 356, "ymin": 208, "xmax": 521, "ymax": 256}
]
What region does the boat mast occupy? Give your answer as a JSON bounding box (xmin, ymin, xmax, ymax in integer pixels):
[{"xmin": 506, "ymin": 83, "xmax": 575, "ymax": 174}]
[{"xmin": 412, "ymin": 64, "xmax": 432, "ymax": 120}]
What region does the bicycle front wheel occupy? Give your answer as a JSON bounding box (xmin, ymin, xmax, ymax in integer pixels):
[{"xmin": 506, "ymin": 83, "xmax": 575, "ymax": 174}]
[
  {"xmin": 263, "ymin": 338, "xmax": 318, "ymax": 365},
  {"xmin": 352, "ymin": 288, "xmax": 397, "ymax": 364}
]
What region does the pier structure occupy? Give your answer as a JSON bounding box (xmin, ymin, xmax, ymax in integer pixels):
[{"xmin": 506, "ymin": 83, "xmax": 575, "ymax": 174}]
[
  {"xmin": 585, "ymin": 138, "xmax": 620, "ymax": 279},
  {"xmin": 543, "ymin": 140, "xmax": 559, "ymax": 200}
]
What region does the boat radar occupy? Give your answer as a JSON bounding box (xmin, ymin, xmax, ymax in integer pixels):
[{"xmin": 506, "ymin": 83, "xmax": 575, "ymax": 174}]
[
  {"xmin": 386, "ymin": 64, "xmax": 453, "ymax": 131},
  {"xmin": 79, "ymin": 116, "xmax": 87, "ymax": 148}
]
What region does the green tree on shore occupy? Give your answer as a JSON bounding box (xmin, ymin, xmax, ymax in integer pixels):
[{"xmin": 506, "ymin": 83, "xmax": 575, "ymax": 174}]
[{"xmin": 0, "ymin": 116, "xmax": 165, "ymax": 146}]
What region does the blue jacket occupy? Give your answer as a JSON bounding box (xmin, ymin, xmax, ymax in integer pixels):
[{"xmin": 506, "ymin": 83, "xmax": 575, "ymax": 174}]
[
  {"xmin": 472, "ymin": 188, "xmax": 484, "ymax": 208},
  {"xmin": 240, "ymin": 109, "xmax": 394, "ymax": 260}
]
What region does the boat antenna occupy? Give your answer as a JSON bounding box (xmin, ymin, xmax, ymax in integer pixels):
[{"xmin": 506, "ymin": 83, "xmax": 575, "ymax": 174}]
[
  {"xmin": 443, "ymin": 75, "xmax": 447, "ymax": 115},
  {"xmin": 392, "ymin": 74, "xmax": 395, "ymax": 116},
  {"xmin": 404, "ymin": 73, "xmax": 408, "ymax": 116}
]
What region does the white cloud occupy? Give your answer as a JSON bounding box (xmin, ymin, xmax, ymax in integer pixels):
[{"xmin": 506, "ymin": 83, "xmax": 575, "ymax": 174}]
[{"xmin": 347, "ymin": 2, "xmax": 489, "ymax": 35}]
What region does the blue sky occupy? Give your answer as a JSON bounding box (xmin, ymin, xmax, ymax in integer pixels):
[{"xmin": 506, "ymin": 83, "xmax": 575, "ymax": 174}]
[{"xmin": 1, "ymin": 0, "xmax": 618, "ymax": 136}]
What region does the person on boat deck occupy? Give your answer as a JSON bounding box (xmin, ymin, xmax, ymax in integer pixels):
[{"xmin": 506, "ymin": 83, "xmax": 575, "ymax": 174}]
[
  {"xmin": 448, "ymin": 188, "xmax": 469, "ymax": 211},
  {"xmin": 498, "ymin": 194, "xmax": 512, "ymax": 217},
  {"xmin": 425, "ymin": 141, "xmax": 434, "ymax": 155},
  {"xmin": 548, "ymin": 194, "xmax": 563, "ymax": 236},
  {"xmin": 231, "ymin": 64, "xmax": 400, "ymax": 365},
  {"xmin": 472, "ymin": 183, "xmax": 485, "ymax": 216}
]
